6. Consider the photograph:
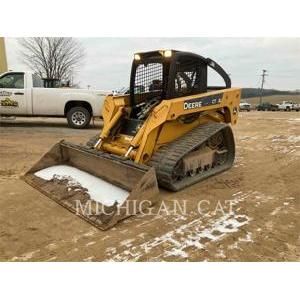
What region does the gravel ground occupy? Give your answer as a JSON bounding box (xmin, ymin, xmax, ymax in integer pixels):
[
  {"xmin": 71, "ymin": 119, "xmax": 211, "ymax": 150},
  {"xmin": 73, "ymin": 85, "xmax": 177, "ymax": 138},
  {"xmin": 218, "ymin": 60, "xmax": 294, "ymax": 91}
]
[{"xmin": 0, "ymin": 112, "xmax": 299, "ymax": 261}]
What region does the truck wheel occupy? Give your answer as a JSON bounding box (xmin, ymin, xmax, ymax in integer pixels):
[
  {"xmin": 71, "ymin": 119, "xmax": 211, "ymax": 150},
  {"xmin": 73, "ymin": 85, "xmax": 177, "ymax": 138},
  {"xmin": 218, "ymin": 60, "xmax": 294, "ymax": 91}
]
[
  {"xmin": 286, "ymin": 107, "xmax": 291, "ymax": 112},
  {"xmin": 67, "ymin": 106, "xmax": 91, "ymax": 129}
]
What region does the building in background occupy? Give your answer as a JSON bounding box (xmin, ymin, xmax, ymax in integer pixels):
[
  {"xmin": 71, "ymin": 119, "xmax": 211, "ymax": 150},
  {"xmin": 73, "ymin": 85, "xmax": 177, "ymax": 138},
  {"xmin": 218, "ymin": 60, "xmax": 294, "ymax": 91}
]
[{"xmin": 0, "ymin": 37, "xmax": 8, "ymax": 73}]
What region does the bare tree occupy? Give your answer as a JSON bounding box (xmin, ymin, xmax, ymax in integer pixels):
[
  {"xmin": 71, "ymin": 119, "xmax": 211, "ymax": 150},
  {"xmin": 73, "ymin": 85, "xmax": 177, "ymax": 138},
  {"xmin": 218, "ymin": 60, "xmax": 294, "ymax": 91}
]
[{"xmin": 18, "ymin": 37, "xmax": 85, "ymax": 83}]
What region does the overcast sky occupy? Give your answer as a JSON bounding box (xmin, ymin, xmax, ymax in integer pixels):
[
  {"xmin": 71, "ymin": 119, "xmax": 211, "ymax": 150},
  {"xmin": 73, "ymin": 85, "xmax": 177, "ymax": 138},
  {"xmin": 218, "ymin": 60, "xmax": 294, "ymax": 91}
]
[{"xmin": 5, "ymin": 38, "xmax": 300, "ymax": 91}]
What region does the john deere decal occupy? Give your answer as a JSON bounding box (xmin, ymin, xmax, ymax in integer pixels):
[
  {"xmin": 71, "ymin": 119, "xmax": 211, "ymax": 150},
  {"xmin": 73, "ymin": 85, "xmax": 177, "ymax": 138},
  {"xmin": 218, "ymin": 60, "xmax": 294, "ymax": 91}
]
[{"xmin": 184, "ymin": 94, "xmax": 223, "ymax": 110}]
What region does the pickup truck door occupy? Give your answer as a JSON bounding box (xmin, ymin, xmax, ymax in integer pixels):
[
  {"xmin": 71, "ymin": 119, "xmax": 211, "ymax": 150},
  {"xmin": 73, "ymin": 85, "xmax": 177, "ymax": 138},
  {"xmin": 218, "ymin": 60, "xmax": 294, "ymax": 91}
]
[{"xmin": 0, "ymin": 72, "xmax": 28, "ymax": 115}]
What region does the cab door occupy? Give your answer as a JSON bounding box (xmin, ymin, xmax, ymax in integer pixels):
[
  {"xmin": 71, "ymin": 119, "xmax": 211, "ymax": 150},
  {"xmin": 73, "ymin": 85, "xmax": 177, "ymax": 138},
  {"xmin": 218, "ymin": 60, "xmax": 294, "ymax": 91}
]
[{"xmin": 0, "ymin": 72, "xmax": 27, "ymax": 115}]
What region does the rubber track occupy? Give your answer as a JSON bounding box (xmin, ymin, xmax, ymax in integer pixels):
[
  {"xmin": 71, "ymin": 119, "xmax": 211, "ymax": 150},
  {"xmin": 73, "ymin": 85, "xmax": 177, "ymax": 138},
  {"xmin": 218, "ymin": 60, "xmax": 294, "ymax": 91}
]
[{"xmin": 148, "ymin": 122, "xmax": 235, "ymax": 191}]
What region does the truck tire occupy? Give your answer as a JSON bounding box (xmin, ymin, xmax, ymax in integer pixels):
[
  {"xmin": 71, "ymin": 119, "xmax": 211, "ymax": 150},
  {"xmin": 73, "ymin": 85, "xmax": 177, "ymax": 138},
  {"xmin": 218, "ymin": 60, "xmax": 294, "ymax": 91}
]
[{"xmin": 67, "ymin": 106, "xmax": 91, "ymax": 129}]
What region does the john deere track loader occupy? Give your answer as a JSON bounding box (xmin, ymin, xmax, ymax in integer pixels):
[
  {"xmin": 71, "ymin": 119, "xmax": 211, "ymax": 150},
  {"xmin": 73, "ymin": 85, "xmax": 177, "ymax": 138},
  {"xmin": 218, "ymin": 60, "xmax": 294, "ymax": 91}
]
[{"xmin": 24, "ymin": 50, "xmax": 241, "ymax": 230}]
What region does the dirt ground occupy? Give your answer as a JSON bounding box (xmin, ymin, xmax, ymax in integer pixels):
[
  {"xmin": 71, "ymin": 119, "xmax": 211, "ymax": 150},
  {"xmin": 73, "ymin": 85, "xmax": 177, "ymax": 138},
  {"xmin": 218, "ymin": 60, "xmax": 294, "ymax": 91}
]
[{"xmin": 0, "ymin": 112, "xmax": 299, "ymax": 261}]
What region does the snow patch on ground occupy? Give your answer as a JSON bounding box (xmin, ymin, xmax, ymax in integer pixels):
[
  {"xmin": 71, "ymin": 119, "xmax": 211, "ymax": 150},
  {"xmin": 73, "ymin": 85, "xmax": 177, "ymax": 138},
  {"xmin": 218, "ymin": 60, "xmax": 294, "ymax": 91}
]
[
  {"xmin": 83, "ymin": 229, "xmax": 97, "ymax": 237},
  {"xmin": 215, "ymin": 249, "xmax": 226, "ymax": 258},
  {"xmin": 268, "ymin": 135, "xmax": 300, "ymax": 155},
  {"xmin": 105, "ymin": 191, "xmax": 263, "ymax": 261},
  {"xmin": 46, "ymin": 256, "xmax": 57, "ymax": 261},
  {"xmin": 120, "ymin": 239, "xmax": 135, "ymax": 247},
  {"xmin": 86, "ymin": 241, "xmax": 96, "ymax": 247},
  {"xmin": 107, "ymin": 213, "xmax": 250, "ymax": 261},
  {"xmin": 105, "ymin": 247, "xmax": 117, "ymax": 255},
  {"xmin": 11, "ymin": 250, "xmax": 40, "ymax": 261},
  {"xmin": 288, "ymin": 136, "xmax": 300, "ymax": 143},
  {"xmin": 271, "ymin": 135, "xmax": 300, "ymax": 143},
  {"xmin": 238, "ymin": 232, "xmax": 253, "ymax": 243},
  {"xmin": 271, "ymin": 207, "xmax": 281, "ymax": 216},
  {"xmin": 166, "ymin": 248, "xmax": 188, "ymax": 258},
  {"xmin": 34, "ymin": 165, "xmax": 129, "ymax": 206},
  {"xmin": 83, "ymin": 256, "xmax": 95, "ymax": 262},
  {"xmin": 45, "ymin": 243, "xmax": 57, "ymax": 250}
]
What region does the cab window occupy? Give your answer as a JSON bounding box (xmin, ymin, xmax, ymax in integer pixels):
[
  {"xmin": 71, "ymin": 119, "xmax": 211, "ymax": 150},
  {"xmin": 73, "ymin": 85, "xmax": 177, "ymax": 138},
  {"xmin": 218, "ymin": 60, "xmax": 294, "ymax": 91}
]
[
  {"xmin": 0, "ymin": 73, "xmax": 24, "ymax": 89},
  {"xmin": 32, "ymin": 73, "xmax": 43, "ymax": 88},
  {"xmin": 174, "ymin": 57, "xmax": 207, "ymax": 97}
]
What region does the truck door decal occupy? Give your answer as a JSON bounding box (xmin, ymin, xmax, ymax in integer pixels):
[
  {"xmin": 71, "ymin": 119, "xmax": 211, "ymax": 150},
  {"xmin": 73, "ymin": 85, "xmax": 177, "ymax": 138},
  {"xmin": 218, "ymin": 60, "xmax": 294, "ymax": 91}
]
[
  {"xmin": 0, "ymin": 97, "xmax": 19, "ymax": 107},
  {"xmin": 0, "ymin": 91, "xmax": 12, "ymax": 97}
]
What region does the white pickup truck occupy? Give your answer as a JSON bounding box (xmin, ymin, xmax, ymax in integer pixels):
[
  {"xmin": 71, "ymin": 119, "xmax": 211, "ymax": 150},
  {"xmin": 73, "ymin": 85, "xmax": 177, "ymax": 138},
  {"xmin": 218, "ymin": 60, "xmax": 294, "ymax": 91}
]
[
  {"xmin": 0, "ymin": 71, "xmax": 108, "ymax": 128},
  {"xmin": 277, "ymin": 101, "xmax": 299, "ymax": 112}
]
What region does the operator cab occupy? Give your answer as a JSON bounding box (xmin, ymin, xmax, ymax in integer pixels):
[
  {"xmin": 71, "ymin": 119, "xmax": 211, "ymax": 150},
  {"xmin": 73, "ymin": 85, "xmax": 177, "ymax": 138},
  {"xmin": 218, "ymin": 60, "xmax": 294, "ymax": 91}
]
[
  {"xmin": 129, "ymin": 49, "xmax": 231, "ymax": 119},
  {"xmin": 121, "ymin": 50, "xmax": 231, "ymax": 136}
]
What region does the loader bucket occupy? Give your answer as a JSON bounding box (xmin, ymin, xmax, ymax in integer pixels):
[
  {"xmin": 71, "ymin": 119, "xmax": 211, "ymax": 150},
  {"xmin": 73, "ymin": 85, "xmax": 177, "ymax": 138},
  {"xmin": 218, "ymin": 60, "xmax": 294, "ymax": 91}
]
[{"xmin": 23, "ymin": 141, "xmax": 159, "ymax": 230}]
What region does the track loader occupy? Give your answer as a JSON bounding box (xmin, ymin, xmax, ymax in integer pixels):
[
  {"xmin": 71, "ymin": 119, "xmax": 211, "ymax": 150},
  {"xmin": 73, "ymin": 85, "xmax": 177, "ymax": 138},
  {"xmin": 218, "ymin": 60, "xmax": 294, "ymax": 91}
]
[{"xmin": 24, "ymin": 50, "xmax": 241, "ymax": 230}]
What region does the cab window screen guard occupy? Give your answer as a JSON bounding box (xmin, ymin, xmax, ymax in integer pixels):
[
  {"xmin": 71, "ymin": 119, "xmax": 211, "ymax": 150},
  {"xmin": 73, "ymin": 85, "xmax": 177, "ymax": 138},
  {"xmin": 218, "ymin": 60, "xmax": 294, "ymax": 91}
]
[{"xmin": 133, "ymin": 62, "xmax": 163, "ymax": 104}]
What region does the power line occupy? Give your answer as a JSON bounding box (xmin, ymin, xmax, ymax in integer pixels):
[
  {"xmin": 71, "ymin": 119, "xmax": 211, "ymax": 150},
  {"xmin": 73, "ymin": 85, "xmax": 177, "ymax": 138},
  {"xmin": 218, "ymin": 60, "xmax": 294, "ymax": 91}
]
[{"xmin": 259, "ymin": 69, "xmax": 268, "ymax": 104}]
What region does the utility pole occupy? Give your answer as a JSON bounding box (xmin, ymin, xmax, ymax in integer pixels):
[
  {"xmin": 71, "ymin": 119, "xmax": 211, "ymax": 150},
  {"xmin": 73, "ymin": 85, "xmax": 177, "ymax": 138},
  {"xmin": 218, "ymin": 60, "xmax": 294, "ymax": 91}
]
[{"xmin": 259, "ymin": 69, "xmax": 268, "ymax": 105}]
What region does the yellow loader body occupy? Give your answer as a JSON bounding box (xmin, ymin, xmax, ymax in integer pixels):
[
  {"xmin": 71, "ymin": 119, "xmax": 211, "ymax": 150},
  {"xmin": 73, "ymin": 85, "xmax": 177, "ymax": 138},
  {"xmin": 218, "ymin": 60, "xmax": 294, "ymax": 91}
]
[{"xmin": 24, "ymin": 50, "xmax": 240, "ymax": 229}]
